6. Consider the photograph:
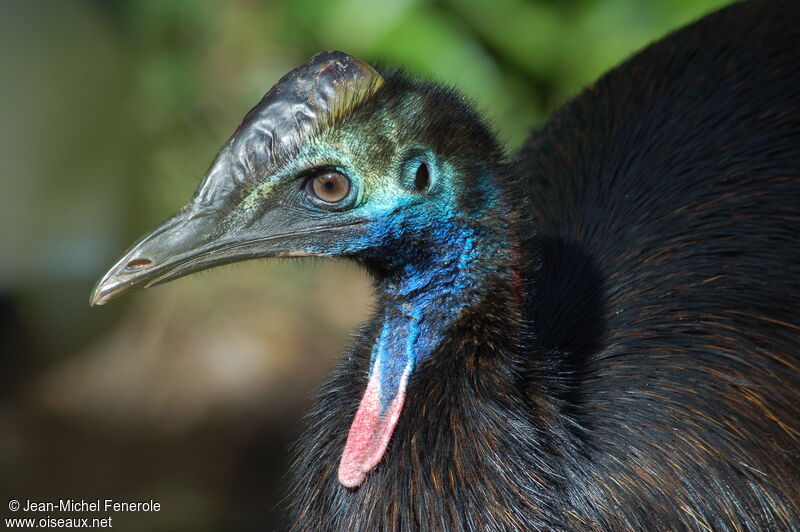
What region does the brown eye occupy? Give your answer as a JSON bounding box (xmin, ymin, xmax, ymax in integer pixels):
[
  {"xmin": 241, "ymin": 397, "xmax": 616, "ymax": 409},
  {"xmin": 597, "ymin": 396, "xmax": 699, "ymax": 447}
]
[{"xmin": 308, "ymin": 171, "xmax": 351, "ymax": 204}]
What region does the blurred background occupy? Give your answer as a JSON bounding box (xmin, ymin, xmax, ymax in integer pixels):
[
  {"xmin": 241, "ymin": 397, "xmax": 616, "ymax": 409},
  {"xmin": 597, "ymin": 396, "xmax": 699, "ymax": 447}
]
[{"xmin": 1, "ymin": 0, "xmax": 732, "ymax": 529}]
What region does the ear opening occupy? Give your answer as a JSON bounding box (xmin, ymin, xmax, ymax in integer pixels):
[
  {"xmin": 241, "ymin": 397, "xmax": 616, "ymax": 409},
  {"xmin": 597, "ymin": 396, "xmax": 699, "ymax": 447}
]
[{"xmin": 414, "ymin": 161, "xmax": 430, "ymax": 192}]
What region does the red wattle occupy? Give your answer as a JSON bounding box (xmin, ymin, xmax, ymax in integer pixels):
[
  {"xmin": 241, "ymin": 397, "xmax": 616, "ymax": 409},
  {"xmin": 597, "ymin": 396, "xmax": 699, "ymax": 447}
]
[{"xmin": 338, "ymin": 364, "xmax": 409, "ymax": 488}]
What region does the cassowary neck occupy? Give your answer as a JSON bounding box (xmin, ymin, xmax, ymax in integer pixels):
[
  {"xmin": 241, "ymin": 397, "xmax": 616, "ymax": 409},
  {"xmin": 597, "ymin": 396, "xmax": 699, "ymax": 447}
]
[
  {"xmin": 339, "ymin": 183, "xmax": 521, "ymax": 487},
  {"xmin": 377, "ymin": 218, "xmax": 501, "ymax": 371}
]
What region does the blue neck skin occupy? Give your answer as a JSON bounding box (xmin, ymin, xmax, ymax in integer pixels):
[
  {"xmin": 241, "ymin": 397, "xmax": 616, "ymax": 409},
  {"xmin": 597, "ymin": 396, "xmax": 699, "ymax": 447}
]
[{"xmin": 368, "ymin": 216, "xmax": 507, "ymax": 413}]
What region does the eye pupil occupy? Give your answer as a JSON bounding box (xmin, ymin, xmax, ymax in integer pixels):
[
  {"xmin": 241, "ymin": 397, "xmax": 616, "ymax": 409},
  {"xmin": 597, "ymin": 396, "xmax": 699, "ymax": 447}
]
[{"xmin": 309, "ymin": 171, "xmax": 350, "ymax": 204}]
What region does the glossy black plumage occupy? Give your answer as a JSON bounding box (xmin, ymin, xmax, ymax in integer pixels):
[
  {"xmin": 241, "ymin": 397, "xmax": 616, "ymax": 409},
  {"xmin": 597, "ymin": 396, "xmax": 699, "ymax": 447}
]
[{"xmin": 288, "ymin": 1, "xmax": 800, "ymax": 529}]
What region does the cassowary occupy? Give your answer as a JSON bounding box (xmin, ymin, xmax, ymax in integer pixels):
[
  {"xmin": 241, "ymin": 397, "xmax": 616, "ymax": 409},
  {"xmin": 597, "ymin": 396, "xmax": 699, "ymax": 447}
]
[{"xmin": 91, "ymin": 0, "xmax": 800, "ymax": 529}]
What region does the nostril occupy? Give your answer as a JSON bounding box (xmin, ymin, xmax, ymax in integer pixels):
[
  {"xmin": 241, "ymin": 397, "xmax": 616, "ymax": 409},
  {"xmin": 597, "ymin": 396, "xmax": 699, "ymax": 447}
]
[{"xmin": 126, "ymin": 258, "xmax": 153, "ymax": 270}]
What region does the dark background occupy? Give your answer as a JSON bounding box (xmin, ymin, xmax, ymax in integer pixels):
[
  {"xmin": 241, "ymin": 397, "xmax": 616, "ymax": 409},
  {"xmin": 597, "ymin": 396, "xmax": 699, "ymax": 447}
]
[{"xmin": 1, "ymin": 0, "xmax": 731, "ymax": 529}]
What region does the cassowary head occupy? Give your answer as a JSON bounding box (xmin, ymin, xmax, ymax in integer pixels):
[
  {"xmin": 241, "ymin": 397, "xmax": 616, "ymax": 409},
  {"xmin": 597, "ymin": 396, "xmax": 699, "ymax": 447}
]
[
  {"xmin": 91, "ymin": 52, "xmax": 507, "ymax": 302},
  {"xmin": 91, "ymin": 51, "xmax": 516, "ymax": 487}
]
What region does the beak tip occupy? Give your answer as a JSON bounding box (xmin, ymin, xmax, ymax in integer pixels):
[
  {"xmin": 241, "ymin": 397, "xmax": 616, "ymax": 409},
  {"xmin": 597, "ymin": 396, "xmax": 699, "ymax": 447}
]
[
  {"xmin": 89, "ymin": 269, "xmax": 121, "ymax": 308},
  {"xmin": 89, "ymin": 282, "xmax": 108, "ymax": 307},
  {"xmin": 89, "ymin": 263, "xmax": 161, "ymax": 307}
]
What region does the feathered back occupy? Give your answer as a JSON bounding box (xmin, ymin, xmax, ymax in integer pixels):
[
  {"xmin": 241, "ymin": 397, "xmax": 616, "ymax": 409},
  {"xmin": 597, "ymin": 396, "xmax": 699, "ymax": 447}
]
[{"xmin": 520, "ymin": 0, "xmax": 800, "ymax": 527}]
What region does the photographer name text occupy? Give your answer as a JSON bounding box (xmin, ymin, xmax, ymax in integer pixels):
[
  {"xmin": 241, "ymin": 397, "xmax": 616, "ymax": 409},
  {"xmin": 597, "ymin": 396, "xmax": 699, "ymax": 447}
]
[{"xmin": 16, "ymin": 499, "xmax": 160, "ymax": 513}]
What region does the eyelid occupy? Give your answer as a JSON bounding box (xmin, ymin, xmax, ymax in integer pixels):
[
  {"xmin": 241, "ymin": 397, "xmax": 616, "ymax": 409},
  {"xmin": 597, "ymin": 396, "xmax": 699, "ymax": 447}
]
[{"xmin": 297, "ymin": 165, "xmax": 338, "ymax": 181}]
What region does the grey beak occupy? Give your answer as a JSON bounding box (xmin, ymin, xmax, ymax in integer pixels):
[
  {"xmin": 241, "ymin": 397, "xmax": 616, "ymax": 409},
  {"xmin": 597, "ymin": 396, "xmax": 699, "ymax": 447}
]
[{"xmin": 90, "ymin": 204, "xmax": 225, "ymax": 306}]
